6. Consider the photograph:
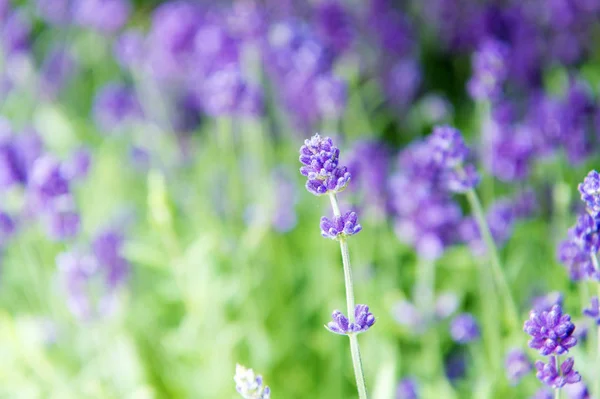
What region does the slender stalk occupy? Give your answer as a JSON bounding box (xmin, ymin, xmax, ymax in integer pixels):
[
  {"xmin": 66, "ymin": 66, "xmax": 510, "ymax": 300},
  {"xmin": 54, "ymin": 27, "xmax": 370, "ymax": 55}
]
[
  {"xmin": 329, "ymin": 193, "xmax": 367, "ymax": 398},
  {"xmin": 555, "ymin": 388, "xmax": 560, "ymax": 399},
  {"xmin": 591, "ymin": 253, "xmax": 600, "ymax": 399},
  {"xmin": 465, "ymin": 187, "xmax": 519, "ymax": 328}
]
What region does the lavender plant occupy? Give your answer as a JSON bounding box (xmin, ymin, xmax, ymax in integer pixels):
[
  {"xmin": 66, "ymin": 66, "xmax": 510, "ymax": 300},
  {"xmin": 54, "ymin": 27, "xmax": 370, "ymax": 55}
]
[{"xmin": 299, "ymin": 133, "xmax": 373, "ymax": 398}]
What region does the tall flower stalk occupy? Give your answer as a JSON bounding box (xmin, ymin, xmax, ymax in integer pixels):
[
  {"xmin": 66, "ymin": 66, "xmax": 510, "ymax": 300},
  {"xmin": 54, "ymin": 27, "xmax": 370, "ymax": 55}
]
[{"xmin": 299, "ymin": 133, "xmax": 374, "ymax": 398}]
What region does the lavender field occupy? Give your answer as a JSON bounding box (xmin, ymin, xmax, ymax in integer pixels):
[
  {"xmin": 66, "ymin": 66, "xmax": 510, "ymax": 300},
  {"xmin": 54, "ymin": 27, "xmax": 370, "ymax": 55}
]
[{"xmin": 1, "ymin": 0, "xmax": 600, "ymax": 398}]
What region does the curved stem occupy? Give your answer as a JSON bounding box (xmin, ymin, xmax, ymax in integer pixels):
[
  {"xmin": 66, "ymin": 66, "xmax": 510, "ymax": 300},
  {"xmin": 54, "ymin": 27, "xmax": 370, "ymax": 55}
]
[
  {"xmin": 465, "ymin": 187, "xmax": 519, "ymax": 329},
  {"xmin": 329, "ymin": 193, "xmax": 367, "ymax": 398}
]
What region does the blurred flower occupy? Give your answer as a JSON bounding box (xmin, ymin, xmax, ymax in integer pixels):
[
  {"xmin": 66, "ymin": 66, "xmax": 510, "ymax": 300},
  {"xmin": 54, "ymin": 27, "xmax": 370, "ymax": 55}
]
[
  {"xmin": 39, "ymin": 47, "xmax": 77, "ymax": 100},
  {"xmin": 450, "ymin": 313, "xmax": 480, "ymax": 343},
  {"xmin": 558, "ymin": 211, "xmax": 600, "ymax": 281},
  {"xmin": 43, "ymin": 195, "xmax": 80, "ymax": 240},
  {"xmin": 93, "ymin": 83, "xmax": 142, "ymax": 132},
  {"xmin": 114, "ymin": 29, "xmax": 145, "ymax": 70},
  {"xmin": 524, "ymin": 304, "xmax": 577, "ymax": 356},
  {"xmin": 460, "ymin": 198, "xmax": 515, "ymax": 256},
  {"xmin": 1, "ymin": 9, "xmax": 31, "ymax": 56},
  {"xmin": 532, "ymin": 291, "xmax": 563, "ymax": 312},
  {"xmin": 383, "ymin": 58, "xmax": 422, "ymax": 111},
  {"xmin": 467, "ymin": 39, "xmax": 508, "ymax": 101},
  {"xmin": 531, "ymin": 388, "xmax": 553, "ymax": 399},
  {"xmin": 396, "ymin": 377, "xmax": 418, "ymax": 399},
  {"xmin": 326, "ymin": 304, "xmax": 375, "ymax": 335},
  {"xmin": 564, "ymin": 381, "xmax": 591, "ymax": 399},
  {"xmin": 583, "ymin": 296, "xmax": 600, "ymax": 325},
  {"xmin": 314, "ymin": 0, "xmax": 354, "ymax": 55},
  {"xmin": 271, "ymin": 168, "xmax": 298, "ymax": 233},
  {"xmin": 535, "ymin": 356, "xmax": 581, "ymax": 389},
  {"xmin": 234, "ymin": 364, "xmax": 271, "ymax": 399},
  {"xmin": 392, "ymin": 300, "xmax": 425, "ymax": 331},
  {"xmin": 435, "ymin": 292, "xmax": 459, "ymax": 319},
  {"xmin": 299, "ymin": 133, "xmax": 351, "ymax": 196},
  {"xmin": 579, "ymin": 170, "xmax": 600, "ymax": 216},
  {"xmin": 36, "ymin": 0, "xmax": 72, "ymax": 25},
  {"xmin": 320, "ymin": 211, "xmax": 362, "ymax": 239},
  {"xmin": 505, "ymin": 348, "xmax": 532, "ymax": 385},
  {"xmin": 28, "ymin": 155, "xmax": 71, "ymax": 209},
  {"xmin": 61, "ymin": 148, "xmax": 91, "ymax": 181},
  {"xmin": 445, "ymin": 350, "xmax": 467, "ymax": 382},
  {"xmin": 73, "ymin": 0, "xmax": 130, "ymax": 34}
]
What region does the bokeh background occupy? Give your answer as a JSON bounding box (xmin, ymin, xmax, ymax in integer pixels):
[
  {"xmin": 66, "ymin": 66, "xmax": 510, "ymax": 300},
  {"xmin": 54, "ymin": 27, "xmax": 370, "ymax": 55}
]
[{"xmin": 1, "ymin": 0, "xmax": 599, "ymax": 398}]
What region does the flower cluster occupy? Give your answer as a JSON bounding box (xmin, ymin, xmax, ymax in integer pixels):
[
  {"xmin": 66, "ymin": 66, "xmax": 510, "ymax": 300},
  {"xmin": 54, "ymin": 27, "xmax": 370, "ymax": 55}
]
[
  {"xmin": 467, "ymin": 39, "xmax": 509, "ymax": 102},
  {"xmin": 234, "ymin": 364, "xmax": 271, "ymax": 399},
  {"xmin": 299, "ymin": 133, "xmax": 350, "ymax": 196},
  {"xmin": 325, "ymin": 305, "xmax": 375, "ymax": 335},
  {"xmin": 320, "ymin": 211, "xmax": 362, "ymax": 240},
  {"xmin": 524, "ymin": 303, "xmax": 581, "ymax": 389},
  {"xmin": 579, "ymin": 170, "xmax": 600, "ymax": 216}
]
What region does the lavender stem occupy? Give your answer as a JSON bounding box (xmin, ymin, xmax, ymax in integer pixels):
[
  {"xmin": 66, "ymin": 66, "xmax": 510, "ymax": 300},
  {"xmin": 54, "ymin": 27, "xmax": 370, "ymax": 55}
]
[
  {"xmin": 329, "ymin": 192, "xmax": 367, "ymax": 398},
  {"xmin": 465, "ymin": 187, "xmax": 519, "ymax": 328},
  {"xmin": 591, "ymin": 253, "xmax": 600, "ymax": 399}
]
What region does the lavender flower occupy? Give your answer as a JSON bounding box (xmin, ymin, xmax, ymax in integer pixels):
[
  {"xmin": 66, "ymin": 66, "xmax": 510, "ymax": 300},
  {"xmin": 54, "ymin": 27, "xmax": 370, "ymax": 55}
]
[
  {"xmin": 450, "ymin": 313, "xmax": 480, "ymax": 344},
  {"xmin": 435, "ymin": 292, "xmax": 459, "ymax": 319},
  {"xmin": 564, "ymin": 381, "xmax": 591, "ymax": 399},
  {"xmin": 558, "ymin": 212, "xmax": 600, "ymax": 281},
  {"xmin": 535, "ymin": 356, "xmax": 581, "ymax": 389},
  {"xmin": 320, "ymin": 211, "xmax": 362, "ymax": 239},
  {"xmin": 583, "ymin": 296, "xmax": 600, "ymax": 324},
  {"xmin": 524, "ymin": 304, "xmax": 577, "ymax": 356},
  {"xmin": 93, "ymin": 83, "xmax": 142, "ymax": 133},
  {"xmin": 326, "ymin": 304, "xmax": 375, "ymax": 335},
  {"xmin": 391, "ymin": 300, "xmax": 425, "ymax": 331},
  {"xmin": 579, "ymin": 170, "xmax": 600, "ymax": 215},
  {"xmin": 531, "ymin": 388, "xmax": 553, "ymax": 399},
  {"xmin": 234, "ymin": 364, "xmax": 271, "ymax": 399},
  {"xmin": 532, "ymin": 292, "xmax": 564, "ymax": 312},
  {"xmin": 73, "ymin": 0, "xmax": 131, "ymax": 34},
  {"xmin": 505, "ymin": 348, "xmax": 533, "ymax": 385},
  {"xmin": 314, "ymin": 0, "xmax": 354, "ymax": 55},
  {"xmin": 396, "ymin": 377, "xmax": 419, "ymax": 399},
  {"xmin": 299, "ymin": 133, "xmax": 350, "ymax": 196},
  {"xmin": 28, "ymin": 155, "xmax": 70, "ymax": 208},
  {"xmin": 467, "ymin": 39, "xmax": 509, "ymax": 101}
]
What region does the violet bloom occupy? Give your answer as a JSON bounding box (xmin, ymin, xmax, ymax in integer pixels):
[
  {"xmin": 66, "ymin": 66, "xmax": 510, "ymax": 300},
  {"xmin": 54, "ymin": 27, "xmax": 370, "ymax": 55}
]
[
  {"xmin": 299, "ymin": 133, "xmax": 351, "ymax": 196},
  {"xmin": 532, "ymin": 292, "xmax": 564, "ymax": 313},
  {"xmin": 460, "ymin": 198, "xmax": 515, "ymax": 256},
  {"xmin": 467, "ymin": 39, "xmax": 509, "ymax": 101},
  {"xmin": 39, "ymin": 47, "xmax": 77, "ymax": 100},
  {"xmin": 1, "ymin": 9, "xmax": 31, "ymax": 56},
  {"xmin": 271, "ymin": 168, "xmax": 298, "ymax": 233},
  {"xmin": 579, "ymin": 170, "xmax": 600, "ymax": 216},
  {"xmin": 531, "ymin": 388, "xmax": 553, "ymax": 399},
  {"xmin": 558, "ymin": 212, "xmax": 600, "ymax": 281},
  {"xmin": 326, "ymin": 304, "xmax": 375, "ymax": 335},
  {"xmin": 72, "ymin": 0, "xmax": 130, "ymax": 34},
  {"xmin": 396, "ymin": 377, "xmax": 418, "ymax": 399},
  {"xmin": 583, "ymin": 296, "xmax": 600, "ymax": 324},
  {"xmin": 384, "ymin": 58, "xmax": 422, "ymax": 111},
  {"xmin": 450, "ymin": 313, "xmax": 480, "ymax": 344},
  {"xmin": 314, "ymin": 0, "xmax": 354, "ymax": 55},
  {"xmin": 524, "ymin": 304, "xmax": 577, "ymax": 356},
  {"xmin": 314, "ymin": 74, "xmax": 347, "ymax": 119},
  {"xmin": 505, "ymin": 348, "xmax": 532, "ymax": 385},
  {"xmin": 320, "ymin": 211, "xmax": 362, "ymax": 239},
  {"xmin": 61, "ymin": 148, "xmax": 91, "ymax": 181},
  {"xmin": 92, "ymin": 229, "xmax": 129, "ymax": 287},
  {"xmin": 36, "ymin": 0, "xmax": 71, "ymax": 25},
  {"xmin": 43, "ymin": 195, "xmax": 80, "ymax": 240},
  {"xmin": 564, "ymin": 381, "xmax": 591, "ymax": 399},
  {"xmin": 93, "ymin": 83, "xmax": 142, "ymax": 133},
  {"xmin": 114, "ymin": 29, "xmax": 145, "ymax": 70},
  {"xmin": 28, "ymin": 155, "xmax": 70, "ymax": 209},
  {"xmin": 0, "ymin": 211, "xmax": 16, "ymax": 239},
  {"xmin": 234, "ymin": 364, "xmax": 271, "ymax": 399},
  {"xmin": 391, "ymin": 300, "xmax": 425, "ymax": 331},
  {"xmin": 535, "ymin": 356, "xmax": 581, "ymax": 389},
  {"xmin": 435, "ymin": 292, "xmax": 459, "ymax": 319}
]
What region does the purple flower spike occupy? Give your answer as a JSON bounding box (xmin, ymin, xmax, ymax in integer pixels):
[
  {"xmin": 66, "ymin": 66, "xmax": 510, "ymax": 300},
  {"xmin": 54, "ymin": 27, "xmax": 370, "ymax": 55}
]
[
  {"xmin": 450, "ymin": 313, "xmax": 480, "ymax": 344},
  {"xmin": 427, "ymin": 126, "xmax": 470, "ymax": 169},
  {"xmin": 467, "ymin": 39, "xmax": 509, "ymax": 101},
  {"xmin": 505, "ymin": 348, "xmax": 532, "ymax": 385},
  {"xmin": 299, "ymin": 133, "xmax": 351, "ymax": 196},
  {"xmin": 326, "ymin": 305, "xmax": 375, "ymax": 335},
  {"xmin": 535, "ymin": 356, "xmax": 581, "ymax": 389},
  {"xmin": 583, "ymin": 296, "xmax": 600, "ymax": 324},
  {"xmin": 524, "ymin": 304, "xmax": 578, "ymax": 356},
  {"xmin": 579, "ymin": 170, "xmax": 600, "ymax": 215},
  {"xmin": 320, "ymin": 211, "xmax": 361, "ymax": 239}
]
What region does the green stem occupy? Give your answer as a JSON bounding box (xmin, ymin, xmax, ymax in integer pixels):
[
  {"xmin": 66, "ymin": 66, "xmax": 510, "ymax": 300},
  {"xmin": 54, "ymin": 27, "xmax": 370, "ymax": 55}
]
[
  {"xmin": 591, "ymin": 253, "xmax": 600, "ymax": 399},
  {"xmin": 465, "ymin": 187, "xmax": 519, "ymax": 329},
  {"xmin": 329, "ymin": 193, "xmax": 367, "ymax": 398}
]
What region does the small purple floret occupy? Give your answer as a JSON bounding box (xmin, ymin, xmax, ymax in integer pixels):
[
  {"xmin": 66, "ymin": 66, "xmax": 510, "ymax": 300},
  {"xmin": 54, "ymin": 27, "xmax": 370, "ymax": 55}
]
[
  {"xmin": 583, "ymin": 296, "xmax": 600, "ymax": 325},
  {"xmin": 326, "ymin": 304, "xmax": 375, "ymax": 335},
  {"xmin": 524, "ymin": 304, "xmax": 577, "ymax": 356},
  {"xmin": 320, "ymin": 211, "xmax": 361, "ymax": 239},
  {"xmin": 579, "ymin": 170, "xmax": 600, "ymax": 215},
  {"xmin": 450, "ymin": 313, "xmax": 480, "ymax": 344},
  {"xmin": 299, "ymin": 133, "xmax": 351, "ymax": 196},
  {"xmin": 535, "ymin": 356, "xmax": 581, "ymax": 389}
]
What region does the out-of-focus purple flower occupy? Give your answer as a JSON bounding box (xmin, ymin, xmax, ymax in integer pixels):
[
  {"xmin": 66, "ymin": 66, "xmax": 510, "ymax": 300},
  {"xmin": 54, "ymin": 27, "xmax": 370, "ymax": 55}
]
[
  {"xmin": 391, "ymin": 300, "xmax": 425, "ymax": 331},
  {"xmin": 299, "ymin": 133, "xmax": 351, "ymax": 196},
  {"xmin": 384, "ymin": 58, "xmax": 421, "ymax": 111},
  {"xmin": 92, "ymin": 229, "xmax": 129, "ymax": 287},
  {"xmin": 524, "ymin": 304, "xmax": 577, "ymax": 356},
  {"xmin": 320, "ymin": 211, "xmax": 361, "ymax": 239},
  {"xmin": 558, "ymin": 211, "xmax": 600, "ymax": 281},
  {"xmin": 467, "ymin": 39, "xmax": 508, "ymax": 101},
  {"xmin": 460, "ymin": 198, "xmax": 515, "ymax": 256},
  {"xmin": 314, "ymin": 74, "xmax": 346, "ymax": 119},
  {"xmin": 226, "ymin": 1, "xmax": 265, "ymax": 40},
  {"xmin": 39, "ymin": 47, "xmax": 77, "ymax": 100},
  {"xmin": 0, "ymin": 211, "xmax": 16, "ymax": 240},
  {"xmin": 272, "ymin": 168, "xmax": 297, "ymax": 233},
  {"xmin": 73, "ymin": 0, "xmax": 130, "ymax": 34},
  {"xmin": 346, "ymin": 140, "xmax": 389, "ymax": 219},
  {"xmin": 1, "ymin": 9, "xmax": 31, "ymax": 56},
  {"xmin": 450, "ymin": 313, "xmax": 480, "ymax": 344},
  {"xmin": 579, "ymin": 170, "xmax": 600, "ymax": 216},
  {"xmin": 114, "ymin": 29, "xmax": 145, "ymax": 70},
  {"xmin": 531, "ymin": 388, "xmax": 553, "ymax": 399},
  {"xmin": 444, "ymin": 164, "xmax": 480, "ymax": 193},
  {"xmin": 435, "ymin": 292, "xmax": 459, "ymax": 319},
  {"xmin": 532, "ymin": 292, "xmax": 564, "ymax": 312},
  {"xmin": 427, "ymin": 126, "xmax": 470, "ymax": 170},
  {"xmin": 62, "ymin": 148, "xmax": 91, "ymax": 181},
  {"xmin": 93, "ymin": 83, "xmax": 142, "ymax": 133},
  {"xmin": 396, "ymin": 377, "xmax": 418, "ymax": 399},
  {"xmin": 36, "ymin": 0, "xmax": 71, "ymax": 25},
  {"xmin": 28, "ymin": 155, "xmax": 70, "ymax": 208},
  {"xmin": 367, "ymin": 0, "xmax": 414, "ymax": 57},
  {"xmin": 505, "ymin": 348, "xmax": 532, "ymax": 385},
  {"xmin": 43, "ymin": 196, "xmax": 80, "ymax": 240},
  {"xmin": 564, "ymin": 381, "xmax": 591, "ymax": 399},
  {"xmin": 326, "ymin": 304, "xmax": 375, "ymax": 335},
  {"xmin": 583, "ymin": 296, "xmax": 600, "ymax": 324},
  {"xmin": 314, "ymin": 0, "xmax": 354, "ymax": 54},
  {"xmin": 535, "ymin": 356, "xmax": 581, "ymax": 389},
  {"xmin": 445, "ymin": 350, "xmax": 467, "ymax": 382},
  {"xmin": 513, "ymin": 189, "xmax": 537, "ymax": 219},
  {"xmin": 234, "ymin": 364, "xmax": 271, "ymax": 399}
]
